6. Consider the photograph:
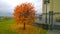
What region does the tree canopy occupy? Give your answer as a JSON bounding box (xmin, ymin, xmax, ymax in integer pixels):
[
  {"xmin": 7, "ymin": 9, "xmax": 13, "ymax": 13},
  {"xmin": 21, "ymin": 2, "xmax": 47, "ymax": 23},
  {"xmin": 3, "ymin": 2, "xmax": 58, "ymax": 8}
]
[{"xmin": 14, "ymin": 3, "xmax": 36, "ymax": 24}]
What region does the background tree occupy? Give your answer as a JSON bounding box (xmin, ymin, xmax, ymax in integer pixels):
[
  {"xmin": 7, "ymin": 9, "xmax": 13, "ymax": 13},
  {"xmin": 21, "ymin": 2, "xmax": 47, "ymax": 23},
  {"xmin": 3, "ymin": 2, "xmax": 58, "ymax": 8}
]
[{"xmin": 14, "ymin": 3, "xmax": 36, "ymax": 30}]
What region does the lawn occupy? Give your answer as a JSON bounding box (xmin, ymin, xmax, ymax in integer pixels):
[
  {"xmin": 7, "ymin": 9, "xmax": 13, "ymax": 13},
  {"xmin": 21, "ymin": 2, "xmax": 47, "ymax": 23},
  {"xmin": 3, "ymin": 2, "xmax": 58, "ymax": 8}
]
[{"xmin": 0, "ymin": 18, "xmax": 48, "ymax": 34}]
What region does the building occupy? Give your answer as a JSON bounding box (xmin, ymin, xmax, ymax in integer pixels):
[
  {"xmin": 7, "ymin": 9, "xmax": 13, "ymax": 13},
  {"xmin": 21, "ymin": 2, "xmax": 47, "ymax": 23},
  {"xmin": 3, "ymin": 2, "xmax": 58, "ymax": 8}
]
[{"xmin": 42, "ymin": 0, "xmax": 60, "ymax": 25}]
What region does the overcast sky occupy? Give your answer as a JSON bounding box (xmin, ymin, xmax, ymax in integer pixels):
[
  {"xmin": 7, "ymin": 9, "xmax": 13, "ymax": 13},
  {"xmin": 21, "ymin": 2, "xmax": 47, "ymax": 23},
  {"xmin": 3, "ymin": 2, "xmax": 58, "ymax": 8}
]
[{"xmin": 0, "ymin": 0, "xmax": 42, "ymax": 17}]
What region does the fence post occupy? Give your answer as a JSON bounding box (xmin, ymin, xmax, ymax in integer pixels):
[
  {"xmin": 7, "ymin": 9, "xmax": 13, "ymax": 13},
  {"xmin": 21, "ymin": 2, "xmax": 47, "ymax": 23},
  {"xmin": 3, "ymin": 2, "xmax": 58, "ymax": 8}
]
[{"xmin": 49, "ymin": 11, "xmax": 54, "ymax": 30}]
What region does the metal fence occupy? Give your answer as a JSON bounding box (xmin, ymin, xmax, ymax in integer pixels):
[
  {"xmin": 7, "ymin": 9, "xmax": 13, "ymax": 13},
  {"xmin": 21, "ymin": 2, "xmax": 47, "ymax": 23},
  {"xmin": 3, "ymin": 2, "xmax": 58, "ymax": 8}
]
[{"xmin": 42, "ymin": 11, "xmax": 60, "ymax": 30}]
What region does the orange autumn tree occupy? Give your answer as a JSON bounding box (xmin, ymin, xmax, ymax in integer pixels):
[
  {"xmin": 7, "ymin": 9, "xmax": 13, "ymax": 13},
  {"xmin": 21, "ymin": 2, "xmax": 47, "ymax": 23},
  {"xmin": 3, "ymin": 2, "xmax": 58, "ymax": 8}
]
[{"xmin": 14, "ymin": 3, "xmax": 36, "ymax": 30}]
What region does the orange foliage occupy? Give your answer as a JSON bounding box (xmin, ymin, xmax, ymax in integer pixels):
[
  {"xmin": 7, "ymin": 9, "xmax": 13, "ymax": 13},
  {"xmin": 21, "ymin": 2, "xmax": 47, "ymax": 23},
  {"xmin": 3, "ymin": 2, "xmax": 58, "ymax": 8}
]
[{"xmin": 14, "ymin": 3, "xmax": 36, "ymax": 24}]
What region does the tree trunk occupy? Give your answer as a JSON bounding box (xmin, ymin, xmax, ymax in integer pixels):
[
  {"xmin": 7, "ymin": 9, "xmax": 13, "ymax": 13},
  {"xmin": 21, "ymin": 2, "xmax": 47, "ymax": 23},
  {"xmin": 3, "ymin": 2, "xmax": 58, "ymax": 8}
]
[{"xmin": 23, "ymin": 22, "xmax": 25, "ymax": 30}]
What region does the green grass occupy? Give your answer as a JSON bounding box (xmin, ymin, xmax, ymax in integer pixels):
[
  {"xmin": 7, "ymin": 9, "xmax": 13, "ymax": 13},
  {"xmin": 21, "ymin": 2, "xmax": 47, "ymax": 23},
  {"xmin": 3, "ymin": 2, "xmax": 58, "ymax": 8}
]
[
  {"xmin": 0, "ymin": 19, "xmax": 18, "ymax": 34},
  {"xmin": 0, "ymin": 18, "xmax": 48, "ymax": 34}
]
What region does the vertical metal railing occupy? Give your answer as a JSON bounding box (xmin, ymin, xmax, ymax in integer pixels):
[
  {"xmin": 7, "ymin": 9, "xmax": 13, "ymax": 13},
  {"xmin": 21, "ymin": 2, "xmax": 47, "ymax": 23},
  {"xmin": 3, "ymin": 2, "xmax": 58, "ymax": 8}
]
[
  {"xmin": 49, "ymin": 11, "xmax": 53, "ymax": 30},
  {"xmin": 44, "ymin": 0, "xmax": 50, "ymax": 24}
]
